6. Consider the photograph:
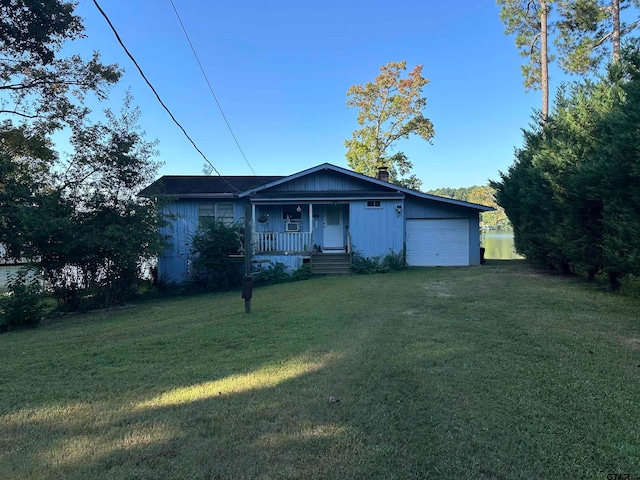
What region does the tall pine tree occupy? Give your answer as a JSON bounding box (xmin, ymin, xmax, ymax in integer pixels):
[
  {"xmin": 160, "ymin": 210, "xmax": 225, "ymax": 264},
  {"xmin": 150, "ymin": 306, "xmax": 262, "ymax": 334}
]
[
  {"xmin": 498, "ymin": 0, "xmax": 554, "ymax": 120},
  {"xmin": 556, "ymin": 0, "xmax": 640, "ymax": 72}
]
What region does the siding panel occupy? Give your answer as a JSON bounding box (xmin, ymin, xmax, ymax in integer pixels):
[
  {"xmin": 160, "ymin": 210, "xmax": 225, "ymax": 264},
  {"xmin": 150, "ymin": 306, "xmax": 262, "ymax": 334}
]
[
  {"xmin": 349, "ymin": 199, "xmax": 404, "ymax": 258},
  {"xmin": 252, "ymin": 254, "xmax": 305, "ymax": 273},
  {"xmin": 253, "ymin": 204, "xmax": 310, "ymax": 238},
  {"xmin": 405, "ymin": 197, "xmax": 475, "ymax": 219},
  {"xmin": 270, "ymin": 171, "xmax": 383, "ymax": 193}
]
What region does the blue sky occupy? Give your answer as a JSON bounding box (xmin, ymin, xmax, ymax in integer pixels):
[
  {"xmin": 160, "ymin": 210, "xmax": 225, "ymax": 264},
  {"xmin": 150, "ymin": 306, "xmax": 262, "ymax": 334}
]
[{"xmin": 69, "ymin": 0, "xmax": 550, "ymax": 190}]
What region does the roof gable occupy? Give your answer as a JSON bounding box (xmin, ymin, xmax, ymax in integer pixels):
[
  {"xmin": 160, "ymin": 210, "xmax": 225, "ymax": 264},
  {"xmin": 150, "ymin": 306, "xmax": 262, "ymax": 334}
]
[{"xmin": 240, "ymin": 163, "xmax": 494, "ymax": 212}]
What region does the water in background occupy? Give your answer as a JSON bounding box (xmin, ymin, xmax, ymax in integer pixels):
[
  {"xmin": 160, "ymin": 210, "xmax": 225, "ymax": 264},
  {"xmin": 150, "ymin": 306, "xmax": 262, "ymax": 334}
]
[{"xmin": 481, "ymin": 230, "xmax": 523, "ymax": 260}]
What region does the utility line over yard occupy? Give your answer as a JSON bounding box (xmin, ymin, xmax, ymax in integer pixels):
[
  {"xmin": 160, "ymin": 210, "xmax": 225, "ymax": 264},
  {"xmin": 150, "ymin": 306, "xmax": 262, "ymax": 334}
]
[{"xmin": 92, "ymin": 0, "xmax": 241, "ymax": 191}]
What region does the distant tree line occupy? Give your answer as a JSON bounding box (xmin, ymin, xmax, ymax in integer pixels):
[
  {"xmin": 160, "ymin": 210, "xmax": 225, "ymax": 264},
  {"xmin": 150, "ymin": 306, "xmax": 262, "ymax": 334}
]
[
  {"xmin": 492, "ymin": 44, "xmax": 640, "ymax": 290},
  {"xmin": 427, "ymin": 186, "xmax": 511, "ymax": 230}
]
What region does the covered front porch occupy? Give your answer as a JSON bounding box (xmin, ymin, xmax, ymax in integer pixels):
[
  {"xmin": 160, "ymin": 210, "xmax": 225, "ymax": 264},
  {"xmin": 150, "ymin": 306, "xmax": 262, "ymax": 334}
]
[{"xmin": 250, "ymin": 202, "xmax": 352, "ymax": 255}]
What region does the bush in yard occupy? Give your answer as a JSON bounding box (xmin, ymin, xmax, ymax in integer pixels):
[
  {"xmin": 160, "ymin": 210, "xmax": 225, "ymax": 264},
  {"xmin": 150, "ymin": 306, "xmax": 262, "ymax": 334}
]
[
  {"xmin": 0, "ymin": 267, "xmax": 46, "ymax": 332},
  {"xmin": 351, "ymin": 253, "xmax": 383, "ymax": 274},
  {"xmin": 381, "ymin": 249, "xmax": 406, "ymax": 271},
  {"xmin": 291, "ymin": 263, "xmax": 312, "ymax": 281},
  {"xmin": 620, "ymin": 274, "xmax": 640, "ymax": 298},
  {"xmin": 352, "ymin": 249, "xmax": 405, "ymax": 274},
  {"xmin": 254, "ymin": 262, "xmax": 290, "ymax": 285},
  {"xmin": 252, "ymin": 262, "xmax": 311, "ymax": 286},
  {"xmin": 190, "ymin": 220, "xmax": 243, "ymax": 289}
]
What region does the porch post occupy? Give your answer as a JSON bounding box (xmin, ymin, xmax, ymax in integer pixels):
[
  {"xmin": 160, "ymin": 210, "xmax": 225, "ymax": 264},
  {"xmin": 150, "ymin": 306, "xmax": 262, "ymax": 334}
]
[
  {"xmin": 249, "ymin": 203, "xmax": 256, "ymax": 257},
  {"xmin": 251, "ymin": 203, "xmax": 256, "ymax": 235},
  {"xmin": 309, "ymin": 203, "xmax": 313, "ymax": 248}
]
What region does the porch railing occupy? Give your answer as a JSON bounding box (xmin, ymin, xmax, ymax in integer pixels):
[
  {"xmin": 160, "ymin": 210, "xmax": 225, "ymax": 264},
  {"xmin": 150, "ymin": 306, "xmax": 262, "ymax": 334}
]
[{"xmin": 254, "ymin": 232, "xmax": 311, "ymax": 253}]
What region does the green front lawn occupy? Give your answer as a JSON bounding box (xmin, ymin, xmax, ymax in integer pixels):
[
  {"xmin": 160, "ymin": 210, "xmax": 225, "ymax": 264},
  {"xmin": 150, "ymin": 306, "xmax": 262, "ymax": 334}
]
[{"xmin": 1, "ymin": 261, "xmax": 639, "ymax": 479}]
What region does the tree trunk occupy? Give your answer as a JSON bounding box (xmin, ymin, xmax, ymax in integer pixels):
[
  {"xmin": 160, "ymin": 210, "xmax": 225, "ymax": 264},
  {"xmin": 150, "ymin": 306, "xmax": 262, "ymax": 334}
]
[
  {"xmin": 540, "ymin": 0, "xmax": 549, "ymax": 121},
  {"xmin": 611, "ymin": 0, "xmax": 621, "ymax": 63}
]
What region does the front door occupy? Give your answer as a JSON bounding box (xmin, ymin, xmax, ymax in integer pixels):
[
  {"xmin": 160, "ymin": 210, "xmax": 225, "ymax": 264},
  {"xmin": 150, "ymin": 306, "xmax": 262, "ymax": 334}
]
[{"xmin": 323, "ymin": 205, "xmax": 344, "ymax": 251}]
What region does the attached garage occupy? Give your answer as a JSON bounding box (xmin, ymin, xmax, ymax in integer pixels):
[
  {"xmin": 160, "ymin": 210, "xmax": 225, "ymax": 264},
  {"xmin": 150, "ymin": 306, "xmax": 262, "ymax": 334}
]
[{"xmin": 406, "ymin": 218, "xmax": 470, "ymax": 266}]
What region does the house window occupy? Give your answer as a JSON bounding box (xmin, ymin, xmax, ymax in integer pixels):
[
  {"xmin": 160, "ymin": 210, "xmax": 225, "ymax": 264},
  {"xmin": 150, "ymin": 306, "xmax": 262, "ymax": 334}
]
[
  {"xmin": 198, "ymin": 203, "xmax": 235, "ymax": 228},
  {"xmin": 198, "ymin": 203, "xmax": 215, "ymax": 227},
  {"xmin": 216, "ymin": 203, "xmax": 235, "ymax": 224},
  {"xmin": 282, "ymin": 205, "xmax": 302, "ymax": 221},
  {"xmin": 366, "ymin": 200, "xmax": 381, "ymax": 208}
]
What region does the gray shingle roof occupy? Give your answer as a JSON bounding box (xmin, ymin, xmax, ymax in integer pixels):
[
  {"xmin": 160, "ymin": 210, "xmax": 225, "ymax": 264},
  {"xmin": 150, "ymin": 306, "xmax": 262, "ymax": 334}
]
[{"xmin": 139, "ymin": 175, "xmax": 286, "ymax": 197}]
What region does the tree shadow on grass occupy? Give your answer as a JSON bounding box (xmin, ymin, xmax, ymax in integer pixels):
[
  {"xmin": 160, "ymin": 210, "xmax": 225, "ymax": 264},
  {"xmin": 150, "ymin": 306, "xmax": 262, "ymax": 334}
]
[{"xmin": 2, "ymin": 308, "xmax": 462, "ymax": 480}]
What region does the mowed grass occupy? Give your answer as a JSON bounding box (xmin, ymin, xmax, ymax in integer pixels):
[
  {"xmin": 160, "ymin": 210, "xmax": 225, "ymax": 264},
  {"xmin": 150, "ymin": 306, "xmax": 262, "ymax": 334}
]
[{"xmin": 1, "ymin": 261, "xmax": 639, "ymax": 479}]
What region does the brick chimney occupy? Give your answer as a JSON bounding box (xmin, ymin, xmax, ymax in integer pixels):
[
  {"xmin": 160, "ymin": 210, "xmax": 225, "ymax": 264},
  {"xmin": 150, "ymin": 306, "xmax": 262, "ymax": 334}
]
[{"xmin": 376, "ymin": 166, "xmax": 389, "ymax": 182}]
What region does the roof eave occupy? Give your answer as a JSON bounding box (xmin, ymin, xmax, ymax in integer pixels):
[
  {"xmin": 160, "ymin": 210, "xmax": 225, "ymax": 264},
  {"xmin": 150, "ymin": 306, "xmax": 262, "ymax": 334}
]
[
  {"xmin": 250, "ymin": 194, "xmax": 406, "ymax": 204},
  {"xmin": 138, "ymin": 192, "xmax": 238, "ymax": 199}
]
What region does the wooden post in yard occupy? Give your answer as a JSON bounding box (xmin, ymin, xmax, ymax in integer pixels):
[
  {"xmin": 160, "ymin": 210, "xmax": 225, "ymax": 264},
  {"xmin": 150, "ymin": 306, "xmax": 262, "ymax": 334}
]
[{"xmin": 242, "ymin": 205, "xmax": 252, "ymax": 313}]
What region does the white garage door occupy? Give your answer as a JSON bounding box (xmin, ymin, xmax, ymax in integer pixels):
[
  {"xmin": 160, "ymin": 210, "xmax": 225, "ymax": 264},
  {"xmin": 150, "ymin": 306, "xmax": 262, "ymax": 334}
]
[{"xmin": 406, "ymin": 219, "xmax": 469, "ymax": 266}]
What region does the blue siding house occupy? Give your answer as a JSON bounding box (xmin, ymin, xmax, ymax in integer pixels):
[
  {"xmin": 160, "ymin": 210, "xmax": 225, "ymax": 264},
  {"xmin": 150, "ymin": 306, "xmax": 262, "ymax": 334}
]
[{"xmin": 141, "ymin": 163, "xmax": 493, "ymax": 283}]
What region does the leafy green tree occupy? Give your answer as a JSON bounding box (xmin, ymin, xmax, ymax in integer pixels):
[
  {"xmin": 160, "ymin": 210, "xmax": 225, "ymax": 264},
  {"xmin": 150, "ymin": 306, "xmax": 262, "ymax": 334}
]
[
  {"xmin": 0, "ymin": 0, "xmax": 121, "ymax": 131},
  {"xmin": 0, "ymin": 1, "xmax": 165, "ymax": 310},
  {"xmin": 0, "ymin": 125, "xmax": 57, "ymax": 259},
  {"xmin": 0, "ymin": 0, "xmax": 82, "ymax": 63},
  {"xmin": 0, "ymin": 0, "xmax": 121, "ymax": 260},
  {"xmin": 4, "ymin": 98, "xmax": 165, "ymax": 309},
  {"xmin": 494, "ymin": 86, "xmax": 609, "ymax": 274},
  {"xmin": 345, "ymin": 61, "xmax": 434, "ymax": 190},
  {"xmin": 467, "ymin": 186, "xmax": 511, "ymax": 230},
  {"xmin": 498, "ymin": 0, "xmax": 554, "ymax": 119},
  {"xmin": 531, "ymin": 81, "xmax": 616, "ymax": 276}
]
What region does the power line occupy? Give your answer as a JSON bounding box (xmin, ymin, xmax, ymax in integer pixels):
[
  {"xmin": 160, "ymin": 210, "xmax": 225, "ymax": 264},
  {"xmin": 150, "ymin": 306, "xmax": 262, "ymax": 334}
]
[
  {"xmin": 169, "ymin": 0, "xmax": 257, "ymax": 175},
  {"xmin": 92, "ymin": 0, "xmax": 240, "ymax": 193}
]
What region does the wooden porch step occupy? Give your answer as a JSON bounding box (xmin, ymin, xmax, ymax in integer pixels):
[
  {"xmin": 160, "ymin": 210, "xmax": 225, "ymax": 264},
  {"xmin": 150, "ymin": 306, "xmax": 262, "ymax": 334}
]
[{"xmin": 310, "ymin": 253, "xmax": 352, "ymax": 275}]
